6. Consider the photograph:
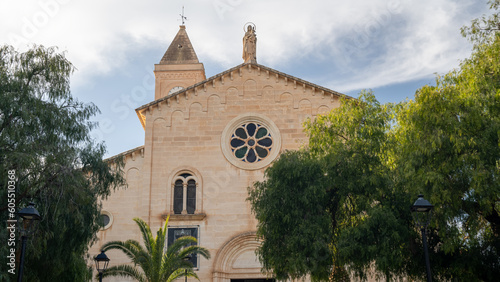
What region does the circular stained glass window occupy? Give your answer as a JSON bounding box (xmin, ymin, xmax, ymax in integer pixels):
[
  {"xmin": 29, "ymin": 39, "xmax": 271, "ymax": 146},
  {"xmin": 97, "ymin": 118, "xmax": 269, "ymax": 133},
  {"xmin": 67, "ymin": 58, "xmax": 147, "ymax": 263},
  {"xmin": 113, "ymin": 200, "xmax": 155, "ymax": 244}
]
[
  {"xmin": 222, "ymin": 114, "xmax": 281, "ymax": 170},
  {"xmin": 230, "ymin": 123, "xmax": 273, "ymax": 163}
]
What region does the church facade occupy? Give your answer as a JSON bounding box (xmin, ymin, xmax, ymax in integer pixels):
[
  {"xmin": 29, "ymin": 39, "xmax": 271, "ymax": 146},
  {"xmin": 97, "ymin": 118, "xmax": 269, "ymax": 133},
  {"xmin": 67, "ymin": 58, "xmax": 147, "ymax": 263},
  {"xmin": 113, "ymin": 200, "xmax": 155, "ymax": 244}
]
[{"xmin": 89, "ymin": 24, "xmax": 348, "ymax": 282}]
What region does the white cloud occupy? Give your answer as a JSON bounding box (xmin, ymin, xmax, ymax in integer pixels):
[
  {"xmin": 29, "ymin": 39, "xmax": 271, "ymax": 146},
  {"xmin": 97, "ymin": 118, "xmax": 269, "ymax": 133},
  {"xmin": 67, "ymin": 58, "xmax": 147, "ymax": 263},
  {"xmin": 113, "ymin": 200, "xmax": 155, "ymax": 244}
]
[
  {"xmin": 1, "ymin": 0, "xmax": 491, "ymax": 157},
  {"xmin": 0, "ymin": 0, "xmax": 490, "ymax": 91}
]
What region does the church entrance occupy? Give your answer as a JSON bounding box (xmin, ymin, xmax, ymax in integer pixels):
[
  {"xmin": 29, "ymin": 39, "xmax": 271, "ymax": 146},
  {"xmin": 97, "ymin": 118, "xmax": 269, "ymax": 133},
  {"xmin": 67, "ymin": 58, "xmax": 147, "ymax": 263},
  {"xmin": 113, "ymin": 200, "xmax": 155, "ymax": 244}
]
[
  {"xmin": 231, "ymin": 280, "xmax": 275, "ymax": 282},
  {"xmin": 213, "ymin": 233, "xmax": 276, "ymax": 282}
]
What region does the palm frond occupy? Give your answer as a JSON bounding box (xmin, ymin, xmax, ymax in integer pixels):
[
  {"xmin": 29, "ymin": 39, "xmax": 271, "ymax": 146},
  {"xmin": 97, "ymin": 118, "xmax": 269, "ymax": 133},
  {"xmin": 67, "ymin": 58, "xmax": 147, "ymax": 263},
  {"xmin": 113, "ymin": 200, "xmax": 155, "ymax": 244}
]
[
  {"xmin": 159, "ymin": 254, "xmax": 190, "ymax": 280},
  {"xmin": 101, "ymin": 240, "xmax": 144, "ymax": 263},
  {"xmin": 166, "ymin": 268, "xmax": 200, "ymax": 282},
  {"xmin": 178, "ymin": 244, "xmax": 211, "ymax": 261},
  {"xmin": 151, "ymin": 224, "xmax": 166, "ymax": 281},
  {"xmin": 133, "ymin": 217, "xmax": 155, "ymax": 254},
  {"xmin": 166, "ymin": 236, "xmax": 198, "ymax": 256}
]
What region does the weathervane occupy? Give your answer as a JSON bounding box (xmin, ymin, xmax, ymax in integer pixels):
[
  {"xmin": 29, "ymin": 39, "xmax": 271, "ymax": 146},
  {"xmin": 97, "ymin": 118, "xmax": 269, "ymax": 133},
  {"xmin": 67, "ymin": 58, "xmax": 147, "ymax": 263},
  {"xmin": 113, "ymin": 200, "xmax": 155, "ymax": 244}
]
[{"xmin": 179, "ymin": 6, "xmax": 187, "ymax": 25}]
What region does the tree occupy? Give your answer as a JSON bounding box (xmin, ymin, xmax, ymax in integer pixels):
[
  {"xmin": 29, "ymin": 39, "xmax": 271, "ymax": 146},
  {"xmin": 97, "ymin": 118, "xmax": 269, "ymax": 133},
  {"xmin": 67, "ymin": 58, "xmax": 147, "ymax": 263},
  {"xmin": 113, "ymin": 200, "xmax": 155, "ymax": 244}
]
[
  {"xmin": 100, "ymin": 217, "xmax": 211, "ymax": 282},
  {"xmin": 0, "ymin": 45, "xmax": 125, "ymax": 281},
  {"xmin": 390, "ymin": 1, "xmax": 500, "ymax": 278},
  {"xmin": 460, "ymin": 0, "xmax": 500, "ymax": 44},
  {"xmin": 249, "ymin": 91, "xmax": 396, "ymax": 281},
  {"xmin": 249, "ymin": 150, "xmax": 335, "ymax": 281},
  {"xmin": 249, "ymin": 2, "xmax": 500, "ymax": 280}
]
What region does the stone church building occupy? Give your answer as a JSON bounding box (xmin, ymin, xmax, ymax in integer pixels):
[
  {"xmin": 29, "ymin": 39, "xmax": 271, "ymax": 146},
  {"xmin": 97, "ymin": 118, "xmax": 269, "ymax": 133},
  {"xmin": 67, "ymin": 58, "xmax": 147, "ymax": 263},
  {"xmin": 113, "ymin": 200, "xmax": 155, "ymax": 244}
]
[{"xmin": 89, "ymin": 24, "xmax": 348, "ymax": 282}]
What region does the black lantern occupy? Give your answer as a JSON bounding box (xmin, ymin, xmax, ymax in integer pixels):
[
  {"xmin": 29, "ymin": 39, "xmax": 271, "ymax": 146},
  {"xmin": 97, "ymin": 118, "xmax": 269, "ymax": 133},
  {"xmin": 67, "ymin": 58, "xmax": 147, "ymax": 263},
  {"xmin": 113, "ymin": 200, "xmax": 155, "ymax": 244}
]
[
  {"xmin": 17, "ymin": 202, "xmax": 42, "ymax": 282},
  {"xmin": 17, "ymin": 202, "xmax": 42, "ymax": 236},
  {"xmin": 412, "ymin": 194, "xmax": 433, "ymax": 214},
  {"xmin": 411, "ymin": 194, "xmax": 433, "ymax": 282},
  {"xmin": 94, "ymin": 250, "xmax": 110, "ymax": 282}
]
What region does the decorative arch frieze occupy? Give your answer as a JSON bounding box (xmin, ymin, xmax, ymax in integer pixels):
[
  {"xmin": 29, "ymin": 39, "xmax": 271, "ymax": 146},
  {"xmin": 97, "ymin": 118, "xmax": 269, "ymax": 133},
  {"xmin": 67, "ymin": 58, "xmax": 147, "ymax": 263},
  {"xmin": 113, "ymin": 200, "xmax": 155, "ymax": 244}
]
[
  {"xmin": 206, "ymin": 94, "xmax": 223, "ymax": 112},
  {"xmin": 316, "ymin": 105, "xmax": 331, "ymax": 116},
  {"xmin": 188, "ymin": 102, "xmax": 204, "ymax": 118},
  {"xmin": 226, "ymin": 86, "xmax": 240, "ymax": 98},
  {"xmin": 243, "ymin": 79, "xmax": 257, "ymax": 97},
  {"xmin": 297, "ymin": 98, "xmax": 313, "ymax": 113},
  {"xmin": 277, "ymin": 92, "xmax": 294, "ymax": 105},
  {"xmin": 262, "ymin": 85, "xmax": 273, "ymax": 97}
]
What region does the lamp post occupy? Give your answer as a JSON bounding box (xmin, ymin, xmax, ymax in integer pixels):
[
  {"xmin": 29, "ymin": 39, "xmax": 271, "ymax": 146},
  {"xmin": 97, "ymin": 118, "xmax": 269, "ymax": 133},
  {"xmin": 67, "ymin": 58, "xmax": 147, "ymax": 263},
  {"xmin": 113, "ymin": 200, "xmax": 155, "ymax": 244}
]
[
  {"xmin": 17, "ymin": 202, "xmax": 42, "ymax": 282},
  {"xmin": 183, "ymin": 254, "xmax": 192, "ymax": 282},
  {"xmin": 94, "ymin": 250, "xmax": 110, "ymax": 282},
  {"xmin": 411, "ymin": 194, "xmax": 433, "ymax": 282}
]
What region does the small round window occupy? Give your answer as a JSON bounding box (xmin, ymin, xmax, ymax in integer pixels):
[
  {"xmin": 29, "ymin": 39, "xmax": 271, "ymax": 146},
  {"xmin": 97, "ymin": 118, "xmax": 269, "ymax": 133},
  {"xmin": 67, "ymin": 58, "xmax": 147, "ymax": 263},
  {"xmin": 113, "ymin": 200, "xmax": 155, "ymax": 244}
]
[
  {"xmin": 100, "ymin": 210, "xmax": 113, "ymax": 230},
  {"xmin": 222, "ymin": 114, "xmax": 281, "ymax": 170},
  {"xmin": 101, "ymin": 214, "xmax": 110, "ymax": 226}
]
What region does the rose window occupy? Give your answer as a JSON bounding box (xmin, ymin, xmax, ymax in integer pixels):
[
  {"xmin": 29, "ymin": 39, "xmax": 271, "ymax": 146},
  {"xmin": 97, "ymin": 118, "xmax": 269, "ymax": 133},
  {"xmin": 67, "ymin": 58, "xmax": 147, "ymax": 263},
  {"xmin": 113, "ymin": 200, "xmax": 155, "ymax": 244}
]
[
  {"xmin": 222, "ymin": 114, "xmax": 281, "ymax": 170},
  {"xmin": 230, "ymin": 123, "xmax": 273, "ymax": 163}
]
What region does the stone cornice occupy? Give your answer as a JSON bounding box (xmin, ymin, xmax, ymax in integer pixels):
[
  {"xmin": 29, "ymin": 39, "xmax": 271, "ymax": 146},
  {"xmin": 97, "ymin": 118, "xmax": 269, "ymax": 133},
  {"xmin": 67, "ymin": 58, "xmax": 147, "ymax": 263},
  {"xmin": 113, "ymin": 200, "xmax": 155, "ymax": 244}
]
[{"xmin": 162, "ymin": 213, "xmax": 207, "ymax": 221}]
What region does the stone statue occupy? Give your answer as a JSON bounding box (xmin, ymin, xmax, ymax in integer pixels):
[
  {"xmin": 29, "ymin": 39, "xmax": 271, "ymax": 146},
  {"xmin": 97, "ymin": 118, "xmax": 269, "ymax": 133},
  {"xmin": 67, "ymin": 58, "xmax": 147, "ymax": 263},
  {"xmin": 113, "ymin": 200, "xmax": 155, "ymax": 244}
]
[{"xmin": 243, "ymin": 24, "xmax": 257, "ymax": 63}]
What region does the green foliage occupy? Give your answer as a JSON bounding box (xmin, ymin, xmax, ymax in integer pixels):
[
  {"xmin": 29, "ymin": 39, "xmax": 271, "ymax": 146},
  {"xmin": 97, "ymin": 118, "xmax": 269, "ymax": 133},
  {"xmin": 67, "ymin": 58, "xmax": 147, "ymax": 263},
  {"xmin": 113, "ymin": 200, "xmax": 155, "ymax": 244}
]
[
  {"xmin": 101, "ymin": 217, "xmax": 211, "ymax": 282},
  {"xmin": 249, "ymin": 3, "xmax": 500, "ymax": 280},
  {"xmin": 391, "ymin": 7, "xmax": 500, "ymax": 278},
  {"xmin": 461, "ymin": 0, "xmax": 500, "ymax": 44},
  {"xmin": 249, "ymin": 91, "xmax": 395, "ymax": 281},
  {"xmin": 306, "ymin": 91, "xmax": 400, "ymax": 280},
  {"xmin": 249, "ymin": 150, "xmax": 334, "ymax": 281},
  {"xmin": 0, "ymin": 45, "xmax": 125, "ymax": 281}
]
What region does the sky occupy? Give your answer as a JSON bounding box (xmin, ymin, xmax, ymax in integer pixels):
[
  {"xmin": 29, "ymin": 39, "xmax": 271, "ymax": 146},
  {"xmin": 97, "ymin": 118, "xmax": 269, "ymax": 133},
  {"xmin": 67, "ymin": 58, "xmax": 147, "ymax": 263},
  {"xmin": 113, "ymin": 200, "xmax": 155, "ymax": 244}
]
[{"xmin": 0, "ymin": 0, "xmax": 491, "ymax": 158}]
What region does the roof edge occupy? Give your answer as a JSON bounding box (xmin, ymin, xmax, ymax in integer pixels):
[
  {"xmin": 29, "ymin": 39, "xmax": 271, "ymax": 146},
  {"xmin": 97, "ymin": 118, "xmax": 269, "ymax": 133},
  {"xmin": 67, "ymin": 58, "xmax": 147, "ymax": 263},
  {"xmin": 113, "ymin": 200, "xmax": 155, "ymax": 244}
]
[
  {"xmin": 104, "ymin": 145, "xmax": 145, "ymax": 163},
  {"xmin": 136, "ymin": 62, "xmax": 352, "ymax": 113}
]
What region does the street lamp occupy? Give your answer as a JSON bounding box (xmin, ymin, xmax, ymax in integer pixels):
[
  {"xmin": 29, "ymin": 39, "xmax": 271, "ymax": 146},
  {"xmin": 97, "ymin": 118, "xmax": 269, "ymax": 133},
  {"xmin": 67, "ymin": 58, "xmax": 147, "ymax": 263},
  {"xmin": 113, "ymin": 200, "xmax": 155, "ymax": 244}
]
[
  {"xmin": 411, "ymin": 194, "xmax": 433, "ymax": 282},
  {"xmin": 94, "ymin": 250, "xmax": 110, "ymax": 282},
  {"xmin": 183, "ymin": 254, "xmax": 192, "ymax": 282},
  {"xmin": 17, "ymin": 202, "xmax": 42, "ymax": 282}
]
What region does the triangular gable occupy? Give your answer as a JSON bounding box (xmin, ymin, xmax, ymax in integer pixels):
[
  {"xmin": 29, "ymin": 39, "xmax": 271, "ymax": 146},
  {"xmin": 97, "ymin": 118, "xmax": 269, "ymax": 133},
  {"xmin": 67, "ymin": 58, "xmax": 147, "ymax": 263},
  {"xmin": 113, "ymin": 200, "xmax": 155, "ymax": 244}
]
[{"xmin": 135, "ymin": 62, "xmax": 352, "ymax": 129}]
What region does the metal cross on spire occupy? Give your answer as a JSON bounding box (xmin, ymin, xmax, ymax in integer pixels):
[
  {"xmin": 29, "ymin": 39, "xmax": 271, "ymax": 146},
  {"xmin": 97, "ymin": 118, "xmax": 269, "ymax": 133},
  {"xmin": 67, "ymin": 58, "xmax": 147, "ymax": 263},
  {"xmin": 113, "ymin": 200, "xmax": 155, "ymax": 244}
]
[{"xmin": 179, "ymin": 6, "xmax": 187, "ymax": 25}]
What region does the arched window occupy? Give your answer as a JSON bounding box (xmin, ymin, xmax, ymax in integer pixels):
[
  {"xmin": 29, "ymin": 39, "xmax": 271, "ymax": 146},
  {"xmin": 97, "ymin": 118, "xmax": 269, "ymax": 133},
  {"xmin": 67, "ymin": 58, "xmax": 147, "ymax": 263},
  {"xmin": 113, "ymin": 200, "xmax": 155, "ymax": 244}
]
[
  {"xmin": 186, "ymin": 179, "xmax": 196, "ymax": 214},
  {"xmin": 172, "ymin": 173, "xmax": 197, "ymax": 215},
  {"xmin": 174, "ymin": 180, "xmax": 184, "ymax": 214}
]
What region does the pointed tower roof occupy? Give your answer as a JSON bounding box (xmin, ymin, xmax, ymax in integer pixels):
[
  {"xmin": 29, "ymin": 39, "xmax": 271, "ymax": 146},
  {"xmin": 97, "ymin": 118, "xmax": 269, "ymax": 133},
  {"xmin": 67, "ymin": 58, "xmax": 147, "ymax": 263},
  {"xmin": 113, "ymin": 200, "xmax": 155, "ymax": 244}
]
[{"xmin": 159, "ymin": 25, "xmax": 199, "ymax": 64}]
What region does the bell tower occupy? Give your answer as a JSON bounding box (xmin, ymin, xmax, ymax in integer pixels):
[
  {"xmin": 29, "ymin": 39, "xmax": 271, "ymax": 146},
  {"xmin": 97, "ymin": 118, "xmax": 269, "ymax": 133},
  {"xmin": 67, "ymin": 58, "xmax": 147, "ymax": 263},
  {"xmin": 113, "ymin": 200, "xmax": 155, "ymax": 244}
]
[{"xmin": 154, "ymin": 25, "xmax": 206, "ymax": 100}]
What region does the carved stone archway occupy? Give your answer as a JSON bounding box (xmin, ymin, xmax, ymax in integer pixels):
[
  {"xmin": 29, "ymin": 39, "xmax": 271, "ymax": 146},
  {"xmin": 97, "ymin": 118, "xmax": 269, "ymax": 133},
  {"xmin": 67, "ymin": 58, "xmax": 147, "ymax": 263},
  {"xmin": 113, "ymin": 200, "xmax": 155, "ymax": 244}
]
[{"xmin": 212, "ymin": 231, "xmax": 273, "ymax": 282}]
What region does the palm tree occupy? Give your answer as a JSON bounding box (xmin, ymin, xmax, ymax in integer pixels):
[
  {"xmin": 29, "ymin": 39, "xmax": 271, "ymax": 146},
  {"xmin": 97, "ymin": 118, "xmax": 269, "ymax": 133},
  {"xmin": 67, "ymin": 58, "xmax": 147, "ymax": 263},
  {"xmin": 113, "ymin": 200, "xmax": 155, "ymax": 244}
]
[{"xmin": 99, "ymin": 216, "xmax": 210, "ymax": 282}]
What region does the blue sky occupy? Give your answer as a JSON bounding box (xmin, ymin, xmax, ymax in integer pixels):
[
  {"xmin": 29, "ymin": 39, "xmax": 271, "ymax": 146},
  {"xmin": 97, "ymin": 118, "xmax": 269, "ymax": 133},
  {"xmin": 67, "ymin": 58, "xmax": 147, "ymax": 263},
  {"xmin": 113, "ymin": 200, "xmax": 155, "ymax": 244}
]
[{"xmin": 0, "ymin": 0, "xmax": 491, "ymax": 157}]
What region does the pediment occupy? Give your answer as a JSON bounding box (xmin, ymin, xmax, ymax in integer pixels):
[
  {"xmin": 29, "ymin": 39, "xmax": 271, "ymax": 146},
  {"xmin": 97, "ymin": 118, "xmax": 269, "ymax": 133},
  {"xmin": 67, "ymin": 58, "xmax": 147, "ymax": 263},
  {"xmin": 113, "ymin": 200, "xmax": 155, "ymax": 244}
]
[{"xmin": 135, "ymin": 62, "xmax": 351, "ymax": 129}]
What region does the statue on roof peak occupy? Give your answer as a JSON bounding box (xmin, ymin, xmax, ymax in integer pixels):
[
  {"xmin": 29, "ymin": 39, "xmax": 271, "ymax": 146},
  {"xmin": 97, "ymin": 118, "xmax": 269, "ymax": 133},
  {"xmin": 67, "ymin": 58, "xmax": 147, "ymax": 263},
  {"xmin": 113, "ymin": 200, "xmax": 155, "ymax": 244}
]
[{"xmin": 243, "ymin": 23, "xmax": 257, "ymax": 64}]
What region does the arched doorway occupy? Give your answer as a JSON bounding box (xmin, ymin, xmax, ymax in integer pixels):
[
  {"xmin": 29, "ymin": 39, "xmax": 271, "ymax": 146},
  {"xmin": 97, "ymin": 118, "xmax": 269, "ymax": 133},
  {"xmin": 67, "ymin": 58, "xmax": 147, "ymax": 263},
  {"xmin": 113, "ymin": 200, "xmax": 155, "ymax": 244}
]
[{"xmin": 212, "ymin": 232, "xmax": 274, "ymax": 282}]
